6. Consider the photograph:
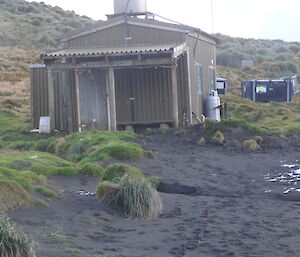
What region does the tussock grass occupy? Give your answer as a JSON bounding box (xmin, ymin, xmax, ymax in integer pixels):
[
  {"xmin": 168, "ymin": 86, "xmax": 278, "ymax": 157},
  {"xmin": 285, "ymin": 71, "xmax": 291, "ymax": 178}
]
[
  {"xmin": 116, "ymin": 175, "xmax": 163, "ymax": 219},
  {"xmin": 79, "ymin": 162, "xmax": 104, "ymax": 178},
  {"xmin": 0, "ymin": 213, "xmax": 36, "ymax": 257},
  {"xmin": 144, "ymin": 151, "xmax": 155, "ymax": 159},
  {"xmin": 97, "ymin": 176, "xmax": 163, "ymax": 219},
  {"xmin": 34, "ymin": 186, "xmax": 58, "ymax": 198},
  {"xmin": 197, "ymin": 137, "xmax": 206, "ymax": 146},
  {"xmin": 243, "ymin": 139, "xmax": 259, "ymax": 151},
  {"xmin": 211, "ymin": 131, "xmax": 225, "ymax": 145},
  {"xmin": 0, "ymin": 180, "xmax": 32, "ymax": 212},
  {"xmin": 145, "ymin": 176, "xmax": 161, "ymax": 189},
  {"xmin": 90, "ymin": 142, "xmax": 144, "ymax": 161},
  {"xmin": 102, "ymin": 164, "xmax": 144, "ymax": 182}
]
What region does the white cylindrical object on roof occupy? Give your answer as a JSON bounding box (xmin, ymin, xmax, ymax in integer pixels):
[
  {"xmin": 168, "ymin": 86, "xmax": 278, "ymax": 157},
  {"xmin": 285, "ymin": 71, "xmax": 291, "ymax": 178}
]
[{"xmin": 114, "ymin": 0, "xmax": 147, "ymax": 14}]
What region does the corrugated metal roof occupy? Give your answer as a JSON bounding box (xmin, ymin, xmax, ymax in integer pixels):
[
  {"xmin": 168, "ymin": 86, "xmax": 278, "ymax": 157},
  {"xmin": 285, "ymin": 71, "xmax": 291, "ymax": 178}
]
[{"xmin": 45, "ymin": 44, "xmax": 175, "ymax": 57}]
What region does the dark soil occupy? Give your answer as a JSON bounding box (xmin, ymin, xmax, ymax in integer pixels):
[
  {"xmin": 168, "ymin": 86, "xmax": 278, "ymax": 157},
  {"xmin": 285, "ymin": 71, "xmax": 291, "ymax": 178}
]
[{"xmin": 9, "ymin": 130, "xmax": 300, "ymax": 257}]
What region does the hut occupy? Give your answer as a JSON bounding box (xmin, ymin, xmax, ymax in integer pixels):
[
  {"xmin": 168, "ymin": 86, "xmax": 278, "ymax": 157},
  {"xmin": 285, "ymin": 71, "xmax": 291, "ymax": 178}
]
[{"xmin": 30, "ymin": 0, "xmax": 217, "ymax": 133}]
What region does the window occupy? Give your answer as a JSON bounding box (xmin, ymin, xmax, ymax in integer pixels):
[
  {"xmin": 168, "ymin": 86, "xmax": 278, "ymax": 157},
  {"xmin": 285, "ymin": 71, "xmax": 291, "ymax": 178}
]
[
  {"xmin": 209, "ymin": 67, "xmax": 216, "ymax": 90},
  {"xmin": 195, "ymin": 64, "xmax": 203, "ymax": 94}
]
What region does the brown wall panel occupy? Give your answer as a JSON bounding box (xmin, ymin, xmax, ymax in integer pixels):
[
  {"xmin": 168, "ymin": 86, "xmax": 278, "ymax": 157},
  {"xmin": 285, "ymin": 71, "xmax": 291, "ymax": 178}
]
[
  {"xmin": 187, "ymin": 35, "xmax": 216, "ymax": 119},
  {"xmin": 115, "ymin": 67, "xmax": 173, "ymax": 125}
]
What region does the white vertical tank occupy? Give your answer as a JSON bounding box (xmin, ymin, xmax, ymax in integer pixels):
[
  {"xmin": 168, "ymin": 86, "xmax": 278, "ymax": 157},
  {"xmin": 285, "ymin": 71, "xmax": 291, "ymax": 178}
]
[
  {"xmin": 205, "ymin": 90, "xmax": 221, "ymax": 122},
  {"xmin": 114, "ymin": 0, "xmax": 147, "ymax": 14}
]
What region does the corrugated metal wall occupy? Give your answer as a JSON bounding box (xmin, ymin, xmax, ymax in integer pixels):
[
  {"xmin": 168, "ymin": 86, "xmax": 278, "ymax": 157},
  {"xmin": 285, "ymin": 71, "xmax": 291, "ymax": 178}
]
[
  {"xmin": 115, "ymin": 67, "xmax": 173, "ymax": 125},
  {"xmin": 31, "ymin": 68, "xmax": 78, "ymax": 133},
  {"xmin": 187, "ymin": 35, "xmax": 216, "ymax": 119},
  {"xmin": 176, "ymin": 53, "xmax": 190, "ymax": 127},
  {"xmin": 30, "ymin": 67, "xmax": 49, "ymax": 128},
  {"xmin": 67, "ymin": 24, "xmax": 186, "ymax": 48}
]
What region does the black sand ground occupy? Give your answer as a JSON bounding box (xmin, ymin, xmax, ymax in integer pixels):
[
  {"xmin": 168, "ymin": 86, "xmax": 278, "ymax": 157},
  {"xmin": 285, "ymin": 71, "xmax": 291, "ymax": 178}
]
[{"xmin": 10, "ymin": 132, "xmax": 300, "ymax": 257}]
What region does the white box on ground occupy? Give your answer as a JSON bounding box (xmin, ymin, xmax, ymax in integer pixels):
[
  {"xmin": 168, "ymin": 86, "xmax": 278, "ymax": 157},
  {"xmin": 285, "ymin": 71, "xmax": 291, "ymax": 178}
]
[{"xmin": 39, "ymin": 116, "xmax": 51, "ymax": 133}]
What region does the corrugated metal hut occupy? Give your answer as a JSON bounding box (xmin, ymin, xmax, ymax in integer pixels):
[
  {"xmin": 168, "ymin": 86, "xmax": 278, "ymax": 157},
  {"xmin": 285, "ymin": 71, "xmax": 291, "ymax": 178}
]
[{"xmin": 30, "ymin": 4, "xmax": 217, "ymax": 133}]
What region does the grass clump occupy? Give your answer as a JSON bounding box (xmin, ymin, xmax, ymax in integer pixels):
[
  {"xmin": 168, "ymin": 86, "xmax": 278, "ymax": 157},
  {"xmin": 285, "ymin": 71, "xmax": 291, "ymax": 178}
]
[
  {"xmin": 254, "ymin": 136, "xmax": 263, "ymax": 145},
  {"xmin": 116, "ymin": 175, "xmax": 163, "ymax": 219},
  {"xmin": 0, "ymin": 180, "xmax": 32, "ymax": 211},
  {"xmin": 90, "ymin": 142, "xmax": 144, "ymax": 161},
  {"xmin": 197, "ymin": 137, "xmax": 206, "ymax": 146},
  {"xmin": 144, "ymin": 128, "xmax": 153, "ymax": 135},
  {"xmin": 96, "ymin": 181, "xmax": 116, "ymax": 200},
  {"xmin": 102, "ymin": 164, "xmax": 144, "ymax": 182},
  {"xmin": 158, "ymin": 127, "xmax": 167, "ymax": 135},
  {"xmin": 79, "ymin": 162, "xmax": 104, "ymax": 178},
  {"xmin": 146, "ymin": 176, "xmax": 161, "ymax": 189},
  {"xmin": 144, "ymin": 151, "xmax": 155, "ymax": 159},
  {"xmin": 0, "ymin": 214, "xmax": 36, "ymax": 257},
  {"xmin": 243, "ymin": 139, "xmax": 259, "ymax": 151},
  {"xmin": 34, "ymin": 199, "xmax": 49, "ymax": 207},
  {"xmin": 34, "ymin": 186, "xmax": 58, "ymax": 199},
  {"xmin": 54, "ymin": 138, "xmax": 67, "ymax": 156},
  {"xmin": 211, "ymin": 131, "xmax": 225, "ymax": 145}
]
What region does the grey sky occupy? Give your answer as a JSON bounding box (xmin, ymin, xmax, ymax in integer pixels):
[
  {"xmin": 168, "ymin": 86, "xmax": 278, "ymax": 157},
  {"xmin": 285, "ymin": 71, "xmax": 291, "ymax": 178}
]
[{"xmin": 27, "ymin": 0, "xmax": 300, "ymax": 42}]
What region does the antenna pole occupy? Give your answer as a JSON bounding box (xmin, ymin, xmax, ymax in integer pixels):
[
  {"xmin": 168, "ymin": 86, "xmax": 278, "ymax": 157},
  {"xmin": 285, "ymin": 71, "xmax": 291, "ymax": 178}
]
[{"xmin": 211, "ymin": 0, "xmax": 214, "ymax": 34}]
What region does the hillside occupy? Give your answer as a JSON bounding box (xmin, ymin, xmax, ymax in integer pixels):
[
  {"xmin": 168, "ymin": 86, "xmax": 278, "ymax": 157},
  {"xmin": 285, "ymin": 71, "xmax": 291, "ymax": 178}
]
[
  {"xmin": 215, "ymin": 33, "xmax": 300, "ymax": 95},
  {"xmin": 0, "ymin": 0, "xmax": 96, "ymax": 117}
]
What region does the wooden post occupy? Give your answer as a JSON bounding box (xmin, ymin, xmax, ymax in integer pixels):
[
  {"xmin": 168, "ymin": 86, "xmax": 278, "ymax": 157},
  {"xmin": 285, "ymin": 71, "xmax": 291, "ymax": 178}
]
[
  {"xmin": 171, "ymin": 63, "xmax": 179, "ymax": 129},
  {"xmin": 48, "ymin": 69, "xmax": 55, "ymax": 131},
  {"xmin": 75, "ymin": 69, "xmax": 82, "ymax": 132},
  {"xmin": 107, "ymin": 68, "xmax": 117, "ymax": 131},
  {"xmin": 60, "ymin": 70, "xmax": 69, "ymax": 132}
]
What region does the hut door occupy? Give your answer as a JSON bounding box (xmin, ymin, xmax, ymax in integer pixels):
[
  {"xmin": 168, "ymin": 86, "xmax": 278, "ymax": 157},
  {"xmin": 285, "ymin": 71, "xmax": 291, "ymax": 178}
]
[{"xmin": 78, "ymin": 69, "xmax": 108, "ymax": 130}]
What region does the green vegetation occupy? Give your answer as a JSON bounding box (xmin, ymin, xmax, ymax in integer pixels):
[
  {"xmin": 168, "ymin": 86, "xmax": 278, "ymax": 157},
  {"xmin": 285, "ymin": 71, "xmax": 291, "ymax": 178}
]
[
  {"xmin": 216, "ymin": 34, "xmax": 300, "ymax": 84},
  {"xmin": 34, "ymin": 186, "xmax": 58, "ymax": 199},
  {"xmin": 158, "ymin": 127, "xmax": 167, "ymax": 135},
  {"xmin": 116, "ymin": 175, "xmax": 163, "ymax": 219},
  {"xmin": 0, "ymin": 213, "xmax": 36, "ymax": 257},
  {"xmin": 143, "ymin": 150, "xmax": 155, "ymax": 159},
  {"xmin": 197, "ymin": 137, "xmax": 206, "ymax": 146},
  {"xmin": 79, "ymin": 162, "xmax": 104, "ymax": 178},
  {"xmin": 0, "ymin": 180, "xmax": 32, "ymax": 211},
  {"xmin": 254, "ymin": 136, "xmax": 263, "ymax": 145},
  {"xmin": 221, "ymin": 96, "xmax": 300, "ymax": 135},
  {"xmin": 96, "ymin": 181, "xmax": 116, "ymax": 200},
  {"xmin": 97, "ymin": 165, "xmax": 162, "ymax": 219},
  {"xmin": 204, "ymin": 118, "xmax": 267, "ymax": 135},
  {"xmin": 211, "ymin": 131, "xmax": 225, "ymax": 145},
  {"xmin": 0, "ymin": 0, "xmax": 95, "ymax": 49},
  {"xmin": 243, "ymin": 139, "xmax": 259, "ymax": 151},
  {"xmin": 144, "ymin": 128, "xmax": 153, "ymax": 135},
  {"xmin": 97, "ymin": 175, "xmax": 163, "ymax": 219},
  {"xmin": 0, "ymin": 151, "xmax": 77, "ymax": 210},
  {"xmin": 146, "ymin": 176, "xmax": 161, "ymax": 189},
  {"xmin": 102, "ymin": 164, "xmax": 144, "ymax": 182},
  {"xmin": 89, "ymin": 142, "xmax": 144, "ymax": 161}
]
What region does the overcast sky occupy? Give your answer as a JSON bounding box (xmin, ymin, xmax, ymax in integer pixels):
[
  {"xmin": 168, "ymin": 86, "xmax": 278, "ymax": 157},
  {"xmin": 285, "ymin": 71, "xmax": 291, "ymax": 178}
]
[{"xmin": 27, "ymin": 0, "xmax": 300, "ymax": 42}]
